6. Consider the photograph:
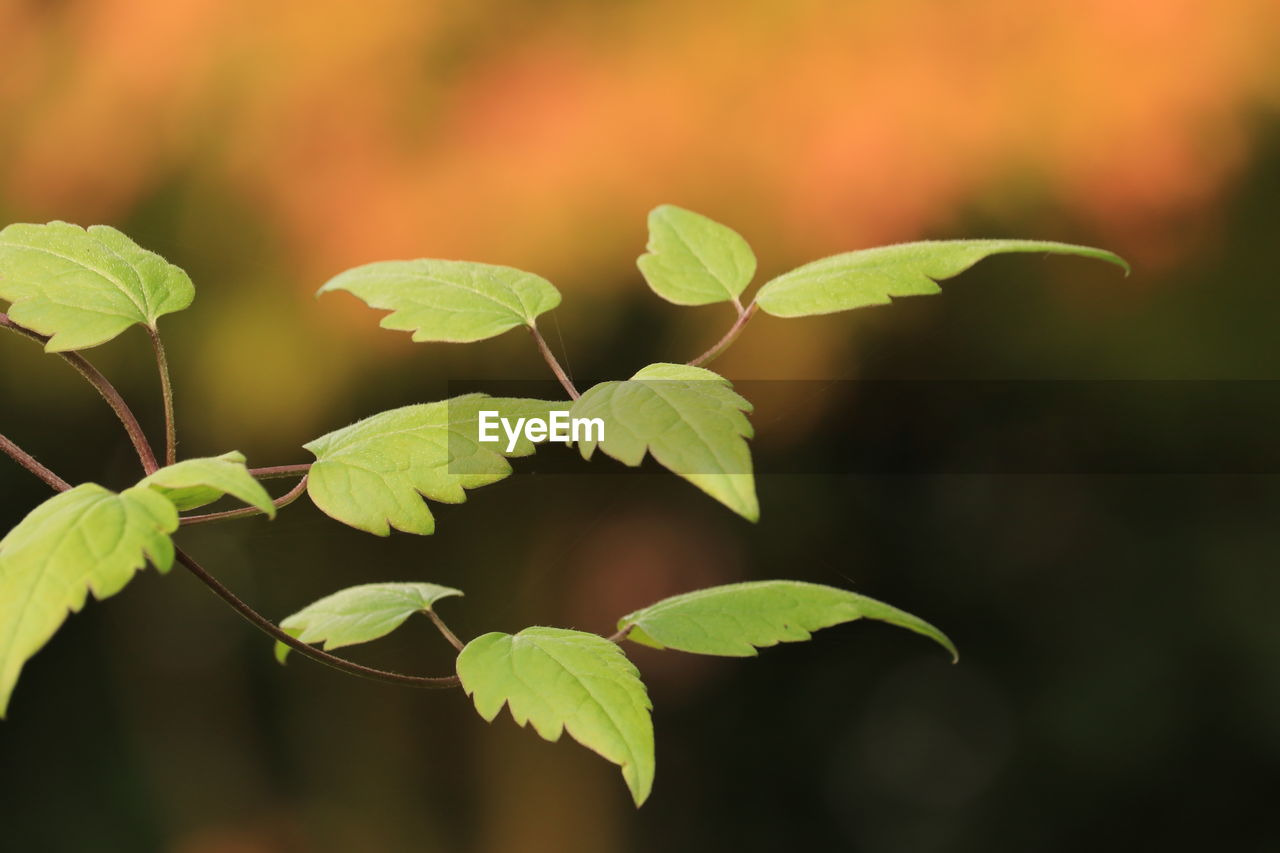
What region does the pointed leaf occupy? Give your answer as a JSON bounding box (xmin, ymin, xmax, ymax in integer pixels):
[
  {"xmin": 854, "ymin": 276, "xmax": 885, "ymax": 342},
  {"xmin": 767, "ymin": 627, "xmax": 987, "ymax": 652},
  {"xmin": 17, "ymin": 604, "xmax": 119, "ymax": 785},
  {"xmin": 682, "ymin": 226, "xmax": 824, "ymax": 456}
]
[
  {"xmin": 457, "ymin": 627, "xmax": 655, "ymax": 806},
  {"xmin": 304, "ymin": 395, "xmax": 559, "ymax": 535},
  {"xmin": 0, "ymin": 484, "xmax": 179, "ymax": 716},
  {"xmin": 571, "ymin": 363, "xmax": 758, "ymax": 520},
  {"xmin": 637, "ymin": 205, "xmax": 756, "ymax": 306},
  {"xmin": 141, "ymin": 451, "xmax": 276, "ymax": 515},
  {"xmin": 274, "ymin": 581, "xmax": 463, "ymax": 663},
  {"xmin": 754, "ymin": 239, "xmax": 1129, "ymax": 318},
  {"xmin": 0, "ymin": 222, "xmax": 195, "ymax": 351},
  {"xmin": 318, "ymin": 259, "xmax": 562, "ymax": 343},
  {"xmin": 619, "ymin": 580, "xmax": 956, "ymax": 661}
]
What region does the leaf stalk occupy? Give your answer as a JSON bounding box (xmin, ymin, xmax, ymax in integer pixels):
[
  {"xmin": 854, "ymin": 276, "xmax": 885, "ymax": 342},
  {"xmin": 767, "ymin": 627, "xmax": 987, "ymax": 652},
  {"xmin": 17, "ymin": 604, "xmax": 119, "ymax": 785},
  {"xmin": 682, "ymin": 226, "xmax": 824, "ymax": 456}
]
[
  {"xmin": 249, "ymin": 463, "xmax": 313, "ymax": 479},
  {"xmin": 180, "ymin": 475, "xmax": 310, "ymax": 526},
  {"xmin": 688, "ymin": 302, "xmax": 758, "ymax": 368},
  {"xmin": 147, "ymin": 326, "xmax": 178, "ymax": 467},
  {"xmin": 1, "ymin": 313, "xmax": 161, "ymax": 473},
  {"xmin": 428, "ymin": 609, "xmax": 465, "ymax": 651},
  {"xmin": 0, "ymin": 432, "xmax": 71, "ymax": 492},
  {"xmin": 528, "ymin": 323, "xmax": 580, "ymax": 399}
]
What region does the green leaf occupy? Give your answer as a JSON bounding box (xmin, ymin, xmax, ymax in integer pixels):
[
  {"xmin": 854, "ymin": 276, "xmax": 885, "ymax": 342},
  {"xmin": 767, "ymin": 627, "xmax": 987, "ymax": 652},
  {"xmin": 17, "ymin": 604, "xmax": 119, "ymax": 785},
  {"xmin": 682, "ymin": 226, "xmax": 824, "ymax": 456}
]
[
  {"xmin": 754, "ymin": 239, "xmax": 1130, "ymax": 318},
  {"xmin": 304, "ymin": 394, "xmax": 559, "ymax": 535},
  {"xmin": 0, "ymin": 222, "xmax": 195, "ymax": 351},
  {"xmin": 0, "ymin": 484, "xmax": 179, "ymax": 716},
  {"xmin": 274, "ymin": 581, "xmax": 463, "ymax": 663},
  {"xmin": 140, "ymin": 451, "xmax": 276, "ymax": 515},
  {"xmin": 457, "ymin": 627, "xmax": 655, "ymax": 806},
  {"xmin": 637, "ymin": 205, "xmax": 756, "ymax": 306},
  {"xmin": 318, "ymin": 259, "xmax": 562, "ymax": 343},
  {"xmin": 571, "ymin": 363, "xmax": 758, "ymax": 521},
  {"xmin": 618, "ymin": 580, "xmax": 956, "ymax": 661}
]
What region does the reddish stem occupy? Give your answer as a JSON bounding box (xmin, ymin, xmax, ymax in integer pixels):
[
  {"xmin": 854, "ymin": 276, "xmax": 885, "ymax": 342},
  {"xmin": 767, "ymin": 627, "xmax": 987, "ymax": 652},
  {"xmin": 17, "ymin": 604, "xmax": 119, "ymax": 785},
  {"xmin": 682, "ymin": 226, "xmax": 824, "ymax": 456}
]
[{"xmin": 1, "ymin": 313, "xmax": 160, "ymax": 473}]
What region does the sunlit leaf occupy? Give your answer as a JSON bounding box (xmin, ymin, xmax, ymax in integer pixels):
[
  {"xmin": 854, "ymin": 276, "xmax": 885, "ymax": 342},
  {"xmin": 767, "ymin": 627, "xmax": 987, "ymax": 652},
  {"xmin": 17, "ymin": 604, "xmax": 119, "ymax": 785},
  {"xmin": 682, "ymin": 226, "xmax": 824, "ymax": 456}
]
[
  {"xmin": 141, "ymin": 451, "xmax": 275, "ymax": 515},
  {"xmin": 637, "ymin": 205, "xmax": 756, "ymax": 306},
  {"xmin": 571, "ymin": 363, "xmax": 757, "ymax": 520},
  {"xmin": 0, "ymin": 222, "xmax": 194, "ymax": 351},
  {"xmin": 754, "ymin": 240, "xmax": 1129, "ymax": 318},
  {"xmin": 304, "ymin": 394, "xmax": 559, "ymax": 536},
  {"xmin": 0, "ymin": 484, "xmax": 178, "ymax": 716},
  {"xmin": 618, "ymin": 580, "xmax": 956, "ymax": 661},
  {"xmin": 318, "ymin": 259, "xmax": 562, "ymax": 343},
  {"xmin": 274, "ymin": 581, "xmax": 463, "ymax": 663},
  {"xmin": 457, "ymin": 626, "xmax": 655, "ymax": 806}
]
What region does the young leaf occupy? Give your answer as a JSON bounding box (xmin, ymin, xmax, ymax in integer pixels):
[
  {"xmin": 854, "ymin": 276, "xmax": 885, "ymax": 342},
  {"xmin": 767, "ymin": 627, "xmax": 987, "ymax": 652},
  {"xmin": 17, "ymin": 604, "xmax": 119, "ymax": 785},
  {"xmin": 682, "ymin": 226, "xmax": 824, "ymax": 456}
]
[
  {"xmin": 318, "ymin": 259, "xmax": 562, "ymax": 343},
  {"xmin": 304, "ymin": 395, "xmax": 559, "ymax": 536},
  {"xmin": 571, "ymin": 363, "xmax": 758, "ymax": 521},
  {"xmin": 457, "ymin": 627, "xmax": 655, "ymax": 806},
  {"xmin": 0, "ymin": 222, "xmax": 195, "ymax": 351},
  {"xmin": 637, "ymin": 205, "xmax": 756, "ymax": 306},
  {"xmin": 274, "ymin": 581, "xmax": 463, "ymax": 663},
  {"xmin": 140, "ymin": 451, "xmax": 276, "ymax": 515},
  {"xmin": 618, "ymin": 580, "xmax": 956, "ymax": 661},
  {"xmin": 754, "ymin": 239, "xmax": 1130, "ymax": 318},
  {"xmin": 0, "ymin": 484, "xmax": 179, "ymax": 716}
]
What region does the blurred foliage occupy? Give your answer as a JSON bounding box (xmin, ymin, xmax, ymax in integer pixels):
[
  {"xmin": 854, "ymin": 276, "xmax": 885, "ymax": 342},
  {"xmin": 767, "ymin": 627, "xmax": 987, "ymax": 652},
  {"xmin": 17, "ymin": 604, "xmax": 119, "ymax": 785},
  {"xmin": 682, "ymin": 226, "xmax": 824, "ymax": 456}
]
[{"xmin": 1, "ymin": 0, "xmax": 1279, "ymax": 850}]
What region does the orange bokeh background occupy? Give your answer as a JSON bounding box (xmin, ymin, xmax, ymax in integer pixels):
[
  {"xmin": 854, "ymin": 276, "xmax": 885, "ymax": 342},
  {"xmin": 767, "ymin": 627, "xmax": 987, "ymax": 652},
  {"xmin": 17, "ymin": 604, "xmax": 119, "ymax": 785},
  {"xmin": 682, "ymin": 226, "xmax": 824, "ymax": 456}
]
[
  {"xmin": 4, "ymin": 0, "xmax": 1278, "ymax": 437},
  {"xmin": 4, "ymin": 0, "xmax": 1278, "ymax": 273},
  {"xmin": 2, "ymin": 4, "xmax": 1280, "ymax": 851}
]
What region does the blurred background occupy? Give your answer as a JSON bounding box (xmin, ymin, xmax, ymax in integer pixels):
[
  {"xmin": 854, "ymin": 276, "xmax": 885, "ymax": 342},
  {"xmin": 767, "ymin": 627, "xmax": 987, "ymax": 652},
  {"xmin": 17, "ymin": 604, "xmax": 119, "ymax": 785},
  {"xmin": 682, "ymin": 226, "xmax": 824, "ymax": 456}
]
[{"xmin": 2, "ymin": 0, "xmax": 1279, "ymax": 850}]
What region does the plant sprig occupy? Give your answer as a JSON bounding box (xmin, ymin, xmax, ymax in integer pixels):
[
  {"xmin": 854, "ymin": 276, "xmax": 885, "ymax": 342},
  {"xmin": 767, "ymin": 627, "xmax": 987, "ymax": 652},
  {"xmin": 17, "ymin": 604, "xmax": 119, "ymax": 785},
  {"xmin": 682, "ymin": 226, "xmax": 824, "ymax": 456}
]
[{"xmin": 0, "ymin": 206, "xmax": 1126, "ymax": 804}]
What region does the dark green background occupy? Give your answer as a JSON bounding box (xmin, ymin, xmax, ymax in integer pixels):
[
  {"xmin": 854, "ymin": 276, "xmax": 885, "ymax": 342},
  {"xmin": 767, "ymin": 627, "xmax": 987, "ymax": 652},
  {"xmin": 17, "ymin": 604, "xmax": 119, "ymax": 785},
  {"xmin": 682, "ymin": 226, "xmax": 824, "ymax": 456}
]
[{"xmin": 1, "ymin": 134, "xmax": 1278, "ymax": 853}]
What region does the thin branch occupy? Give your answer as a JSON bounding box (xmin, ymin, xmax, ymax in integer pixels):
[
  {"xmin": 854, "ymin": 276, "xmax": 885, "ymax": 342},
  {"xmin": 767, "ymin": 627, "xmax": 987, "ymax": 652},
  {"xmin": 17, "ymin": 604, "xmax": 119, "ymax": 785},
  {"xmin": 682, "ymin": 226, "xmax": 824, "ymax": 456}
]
[
  {"xmin": 527, "ymin": 323, "xmax": 580, "ymax": 400},
  {"xmin": 688, "ymin": 302, "xmax": 758, "ymax": 368},
  {"xmin": 175, "ymin": 548, "xmax": 460, "ymax": 689},
  {"xmin": 427, "ymin": 609, "xmax": 465, "ymax": 652},
  {"xmin": 1, "ymin": 431, "xmax": 459, "ymax": 690},
  {"xmin": 249, "ymin": 463, "xmax": 313, "ymax": 480},
  {"xmin": 180, "ymin": 475, "xmax": 310, "ymax": 526},
  {"xmin": 1, "ymin": 313, "xmax": 160, "ymax": 473},
  {"xmin": 147, "ymin": 326, "xmax": 177, "ymax": 467},
  {"xmin": 0, "ymin": 432, "xmax": 71, "ymax": 492}
]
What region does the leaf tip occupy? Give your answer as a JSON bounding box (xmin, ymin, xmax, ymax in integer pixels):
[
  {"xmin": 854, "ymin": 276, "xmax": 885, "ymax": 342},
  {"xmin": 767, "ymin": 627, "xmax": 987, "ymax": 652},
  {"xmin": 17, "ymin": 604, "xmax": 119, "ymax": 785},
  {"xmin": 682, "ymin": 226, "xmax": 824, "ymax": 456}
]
[
  {"xmin": 628, "ymin": 777, "xmax": 652, "ymax": 808},
  {"xmin": 1093, "ymin": 249, "xmax": 1131, "ymax": 277}
]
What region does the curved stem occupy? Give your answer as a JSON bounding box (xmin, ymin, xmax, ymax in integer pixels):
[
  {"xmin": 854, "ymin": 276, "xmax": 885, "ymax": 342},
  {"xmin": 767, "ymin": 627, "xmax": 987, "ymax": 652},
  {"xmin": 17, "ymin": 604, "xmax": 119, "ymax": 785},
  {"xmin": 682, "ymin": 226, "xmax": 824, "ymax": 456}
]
[
  {"xmin": 174, "ymin": 548, "xmax": 460, "ymax": 690},
  {"xmin": 1, "ymin": 433, "xmax": 459, "ymax": 690},
  {"xmin": 688, "ymin": 302, "xmax": 758, "ymax": 368},
  {"xmin": 527, "ymin": 323, "xmax": 580, "ymax": 400},
  {"xmin": 0, "ymin": 432, "xmax": 71, "ymax": 492},
  {"xmin": 147, "ymin": 326, "xmax": 177, "ymax": 467},
  {"xmin": 249, "ymin": 463, "xmax": 312, "ymax": 480},
  {"xmin": 1, "ymin": 314, "xmax": 160, "ymax": 473},
  {"xmin": 180, "ymin": 475, "xmax": 310, "ymax": 526}
]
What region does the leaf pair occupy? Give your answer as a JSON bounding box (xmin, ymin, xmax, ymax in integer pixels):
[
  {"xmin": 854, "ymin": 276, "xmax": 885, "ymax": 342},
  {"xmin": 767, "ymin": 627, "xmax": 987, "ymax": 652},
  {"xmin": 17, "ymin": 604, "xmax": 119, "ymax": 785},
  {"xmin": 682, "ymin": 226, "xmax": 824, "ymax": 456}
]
[
  {"xmin": 277, "ymin": 578, "xmax": 955, "ymax": 805},
  {"xmin": 318, "ymin": 206, "xmax": 1125, "ymax": 524},
  {"xmin": 0, "ymin": 452, "xmax": 276, "ymax": 716},
  {"xmin": 300, "ymin": 372, "xmax": 760, "ymax": 528},
  {"xmin": 637, "ymin": 204, "xmax": 1129, "ymax": 316}
]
